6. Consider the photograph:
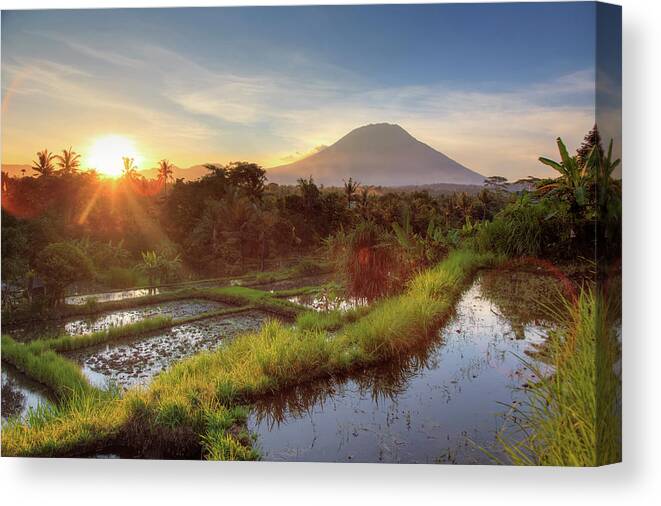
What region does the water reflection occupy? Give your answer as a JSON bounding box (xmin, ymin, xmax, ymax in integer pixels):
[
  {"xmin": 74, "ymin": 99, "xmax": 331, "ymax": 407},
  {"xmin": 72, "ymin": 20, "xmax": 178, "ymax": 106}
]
[
  {"xmin": 286, "ymin": 292, "xmax": 367, "ymax": 312},
  {"xmin": 249, "ymin": 270, "xmax": 562, "ymax": 464},
  {"xmin": 69, "ymin": 310, "xmax": 274, "ymax": 389},
  {"xmin": 1, "ymin": 364, "xmax": 54, "ymax": 422},
  {"xmin": 7, "ymin": 299, "xmax": 228, "ymax": 342},
  {"xmin": 65, "ymin": 288, "xmax": 161, "ymax": 305}
]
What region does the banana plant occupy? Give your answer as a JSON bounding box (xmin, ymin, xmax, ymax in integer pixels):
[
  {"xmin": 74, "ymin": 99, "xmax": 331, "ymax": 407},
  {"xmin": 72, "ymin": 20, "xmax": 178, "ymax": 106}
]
[
  {"xmin": 391, "ymin": 207, "xmax": 453, "ymax": 265},
  {"xmin": 537, "ymin": 137, "xmax": 590, "ymax": 214}
]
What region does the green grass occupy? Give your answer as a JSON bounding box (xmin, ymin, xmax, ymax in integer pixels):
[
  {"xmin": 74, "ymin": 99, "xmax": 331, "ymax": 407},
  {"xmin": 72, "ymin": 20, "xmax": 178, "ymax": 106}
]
[
  {"xmin": 1, "ymin": 387, "xmax": 125, "ymax": 457},
  {"xmin": 495, "ymin": 288, "xmax": 621, "ymax": 466},
  {"xmin": 1, "ymin": 249, "xmax": 494, "ymax": 459},
  {"xmin": 1, "ymin": 335, "xmax": 93, "ymax": 397},
  {"xmin": 41, "ymin": 316, "xmax": 173, "ymax": 352},
  {"xmin": 205, "ymin": 286, "xmax": 306, "ymax": 318},
  {"xmin": 295, "ymin": 305, "xmax": 367, "ymax": 332},
  {"xmin": 149, "ymin": 249, "xmax": 495, "ymax": 404}
]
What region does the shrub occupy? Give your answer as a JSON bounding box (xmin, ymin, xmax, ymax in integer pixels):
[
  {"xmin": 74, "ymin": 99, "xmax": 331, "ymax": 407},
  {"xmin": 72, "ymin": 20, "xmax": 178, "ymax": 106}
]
[
  {"xmin": 99, "ymin": 266, "xmax": 141, "ymax": 289},
  {"xmin": 34, "ymin": 242, "xmax": 94, "ymax": 304},
  {"xmin": 474, "ymin": 196, "xmax": 571, "ymax": 258},
  {"xmin": 294, "ymin": 259, "xmax": 325, "ymax": 277}
]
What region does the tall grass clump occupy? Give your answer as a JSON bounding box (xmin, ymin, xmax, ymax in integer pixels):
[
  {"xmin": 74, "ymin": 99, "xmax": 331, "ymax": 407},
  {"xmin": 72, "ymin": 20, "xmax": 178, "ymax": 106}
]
[
  {"xmin": 474, "ymin": 195, "xmax": 571, "ymax": 258},
  {"xmin": 1, "ymin": 335, "xmax": 92, "ymax": 397},
  {"xmin": 1, "ymin": 386, "xmax": 125, "ymax": 457},
  {"xmin": 295, "ymin": 306, "xmax": 366, "ymax": 332},
  {"xmin": 496, "ymin": 288, "xmax": 621, "ymax": 466},
  {"xmin": 200, "ymin": 405, "xmax": 259, "ymax": 461}
]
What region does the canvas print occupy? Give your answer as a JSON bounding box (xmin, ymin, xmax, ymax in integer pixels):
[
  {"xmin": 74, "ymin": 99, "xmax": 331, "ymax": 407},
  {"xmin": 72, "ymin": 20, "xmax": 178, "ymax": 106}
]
[{"xmin": 0, "ymin": 2, "xmax": 621, "ymax": 465}]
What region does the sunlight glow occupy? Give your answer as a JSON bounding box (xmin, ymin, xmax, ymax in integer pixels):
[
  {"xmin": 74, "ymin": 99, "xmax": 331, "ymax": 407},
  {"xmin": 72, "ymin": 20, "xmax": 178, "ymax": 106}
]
[{"xmin": 87, "ymin": 135, "xmax": 142, "ymax": 178}]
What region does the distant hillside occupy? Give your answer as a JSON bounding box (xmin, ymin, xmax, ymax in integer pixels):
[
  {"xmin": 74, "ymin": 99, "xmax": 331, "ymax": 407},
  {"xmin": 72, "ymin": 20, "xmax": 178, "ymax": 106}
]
[{"xmin": 268, "ymin": 123, "xmax": 485, "ymax": 186}]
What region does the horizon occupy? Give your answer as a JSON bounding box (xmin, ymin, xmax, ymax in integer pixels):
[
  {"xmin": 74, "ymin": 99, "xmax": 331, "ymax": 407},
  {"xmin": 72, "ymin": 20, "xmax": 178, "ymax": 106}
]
[{"xmin": 2, "ymin": 3, "xmax": 606, "ymax": 180}]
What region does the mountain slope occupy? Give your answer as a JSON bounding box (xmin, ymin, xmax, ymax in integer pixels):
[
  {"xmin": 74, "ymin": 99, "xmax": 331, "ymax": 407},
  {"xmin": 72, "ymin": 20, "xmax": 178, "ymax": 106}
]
[{"xmin": 268, "ymin": 123, "xmax": 485, "ymax": 186}]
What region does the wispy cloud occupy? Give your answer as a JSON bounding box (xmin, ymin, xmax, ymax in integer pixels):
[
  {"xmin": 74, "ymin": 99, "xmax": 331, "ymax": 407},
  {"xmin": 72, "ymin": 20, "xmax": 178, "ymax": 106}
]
[{"xmin": 2, "ymin": 36, "xmax": 598, "ymax": 179}]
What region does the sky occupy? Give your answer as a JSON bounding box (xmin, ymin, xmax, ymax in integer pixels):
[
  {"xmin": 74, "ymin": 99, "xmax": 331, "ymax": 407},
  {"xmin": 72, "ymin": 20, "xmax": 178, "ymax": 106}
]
[{"xmin": 1, "ymin": 3, "xmax": 610, "ymax": 180}]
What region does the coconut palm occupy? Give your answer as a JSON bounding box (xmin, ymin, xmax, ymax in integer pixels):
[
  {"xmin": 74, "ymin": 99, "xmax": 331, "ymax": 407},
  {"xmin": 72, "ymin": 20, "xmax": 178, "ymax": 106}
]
[
  {"xmin": 121, "ymin": 157, "xmax": 139, "ymax": 181},
  {"xmin": 31, "ymin": 149, "xmax": 56, "ymax": 176},
  {"xmin": 55, "ymin": 147, "xmax": 81, "ymax": 175},
  {"xmin": 157, "ymin": 159, "xmax": 174, "ymax": 193}
]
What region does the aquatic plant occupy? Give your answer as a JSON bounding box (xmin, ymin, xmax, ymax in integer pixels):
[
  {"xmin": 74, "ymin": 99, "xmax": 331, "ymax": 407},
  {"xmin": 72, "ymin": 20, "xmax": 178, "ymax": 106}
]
[{"xmin": 494, "ymin": 287, "xmax": 621, "ymax": 466}]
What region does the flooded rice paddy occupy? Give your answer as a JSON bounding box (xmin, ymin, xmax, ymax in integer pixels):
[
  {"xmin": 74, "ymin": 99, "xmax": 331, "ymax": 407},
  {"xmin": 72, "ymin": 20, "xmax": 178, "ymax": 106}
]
[
  {"xmin": 253, "ymin": 274, "xmax": 333, "ymax": 292},
  {"xmin": 7, "ymin": 299, "xmax": 228, "ymax": 342},
  {"xmin": 249, "ymin": 269, "xmax": 560, "ymax": 464},
  {"xmin": 63, "ymin": 272, "xmax": 333, "ymax": 306},
  {"xmin": 286, "ymin": 291, "xmax": 367, "ymax": 312},
  {"xmin": 68, "ymin": 310, "xmax": 272, "ymax": 389},
  {"xmin": 2, "ymin": 364, "xmax": 54, "ymax": 422},
  {"xmin": 65, "ymin": 288, "xmax": 162, "ymax": 305}
]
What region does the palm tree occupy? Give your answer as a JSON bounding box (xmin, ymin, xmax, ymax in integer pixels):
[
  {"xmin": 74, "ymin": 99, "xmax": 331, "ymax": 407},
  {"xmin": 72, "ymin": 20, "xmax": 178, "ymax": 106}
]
[
  {"xmin": 157, "ymin": 159, "xmax": 174, "ymax": 193},
  {"xmin": 55, "ymin": 147, "xmax": 81, "ymax": 175},
  {"xmin": 121, "ymin": 157, "xmax": 138, "ymax": 181},
  {"xmin": 343, "ymin": 177, "xmax": 360, "ymax": 208},
  {"xmin": 31, "ymin": 149, "xmax": 56, "ymax": 176}
]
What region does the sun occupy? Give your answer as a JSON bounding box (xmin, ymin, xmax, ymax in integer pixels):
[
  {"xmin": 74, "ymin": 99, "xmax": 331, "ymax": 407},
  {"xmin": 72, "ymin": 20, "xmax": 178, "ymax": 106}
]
[{"xmin": 86, "ymin": 135, "xmax": 143, "ymax": 178}]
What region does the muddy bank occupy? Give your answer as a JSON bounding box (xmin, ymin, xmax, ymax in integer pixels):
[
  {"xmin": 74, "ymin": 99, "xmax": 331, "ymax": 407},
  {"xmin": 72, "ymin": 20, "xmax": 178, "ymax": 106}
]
[
  {"xmin": 68, "ymin": 310, "xmax": 274, "ymax": 389},
  {"xmin": 6, "ymin": 299, "xmax": 229, "ymax": 343},
  {"xmin": 249, "ymin": 270, "xmax": 559, "ymax": 464}
]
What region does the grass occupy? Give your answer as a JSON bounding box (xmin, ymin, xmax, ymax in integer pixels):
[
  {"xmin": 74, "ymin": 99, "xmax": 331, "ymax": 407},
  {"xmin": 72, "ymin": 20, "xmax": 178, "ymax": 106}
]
[
  {"xmin": 295, "ymin": 307, "xmax": 367, "ymax": 332},
  {"xmin": 1, "ymin": 387, "xmax": 126, "ymax": 457},
  {"xmin": 494, "ymin": 287, "xmax": 621, "ymax": 466},
  {"xmin": 1, "ymin": 335, "xmax": 93, "ymax": 397},
  {"xmin": 148, "ymin": 249, "xmax": 495, "ymax": 405},
  {"xmin": 204, "ymin": 286, "xmax": 306, "ymax": 318},
  {"xmin": 40, "ymin": 316, "xmax": 173, "ymax": 352},
  {"xmin": 1, "ymin": 249, "xmax": 495, "ymax": 459}
]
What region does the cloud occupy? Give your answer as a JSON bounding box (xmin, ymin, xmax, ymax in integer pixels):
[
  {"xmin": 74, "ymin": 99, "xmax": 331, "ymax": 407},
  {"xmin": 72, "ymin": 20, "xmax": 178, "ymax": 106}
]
[{"xmin": 2, "ymin": 37, "xmax": 605, "ymax": 180}]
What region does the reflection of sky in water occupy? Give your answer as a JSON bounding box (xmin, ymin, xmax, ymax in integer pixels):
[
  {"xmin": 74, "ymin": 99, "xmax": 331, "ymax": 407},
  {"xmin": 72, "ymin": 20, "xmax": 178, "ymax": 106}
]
[
  {"xmin": 249, "ymin": 272, "xmax": 558, "ymax": 464},
  {"xmin": 7, "ymin": 299, "xmax": 227, "ymax": 342},
  {"xmin": 69, "ymin": 311, "xmax": 272, "ymax": 389},
  {"xmin": 2, "ymin": 365, "xmax": 53, "ymax": 422},
  {"xmin": 65, "ymin": 288, "xmax": 160, "ymax": 305},
  {"xmin": 287, "ymin": 292, "xmax": 367, "ymax": 312}
]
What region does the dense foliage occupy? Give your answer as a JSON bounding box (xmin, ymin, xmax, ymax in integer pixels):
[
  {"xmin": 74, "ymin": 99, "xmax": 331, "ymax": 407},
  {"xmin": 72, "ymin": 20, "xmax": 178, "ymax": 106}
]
[{"xmin": 1, "ymin": 127, "xmax": 620, "ymax": 308}]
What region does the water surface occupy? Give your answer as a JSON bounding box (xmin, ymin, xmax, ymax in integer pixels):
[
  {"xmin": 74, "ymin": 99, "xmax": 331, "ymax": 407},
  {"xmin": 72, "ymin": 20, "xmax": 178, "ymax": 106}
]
[
  {"xmin": 286, "ymin": 292, "xmax": 367, "ymax": 312},
  {"xmin": 7, "ymin": 299, "xmax": 228, "ymax": 342},
  {"xmin": 249, "ymin": 270, "xmax": 559, "ymax": 464},
  {"xmin": 69, "ymin": 310, "xmax": 273, "ymax": 389},
  {"xmin": 1, "ymin": 364, "xmax": 54, "ymax": 422}
]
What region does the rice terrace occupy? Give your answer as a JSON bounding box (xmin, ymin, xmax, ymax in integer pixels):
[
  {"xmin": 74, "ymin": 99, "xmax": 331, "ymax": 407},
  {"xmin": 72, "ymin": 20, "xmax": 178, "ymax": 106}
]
[{"xmin": 1, "ymin": 3, "xmax": 621, "ymax": 465}]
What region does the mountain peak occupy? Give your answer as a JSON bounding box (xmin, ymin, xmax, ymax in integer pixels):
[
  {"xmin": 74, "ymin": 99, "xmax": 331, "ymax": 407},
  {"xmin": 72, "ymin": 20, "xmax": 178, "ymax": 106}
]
[{"xmin": 269, "ymin": 123, "xmax": 484, "ymax": 187}]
